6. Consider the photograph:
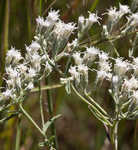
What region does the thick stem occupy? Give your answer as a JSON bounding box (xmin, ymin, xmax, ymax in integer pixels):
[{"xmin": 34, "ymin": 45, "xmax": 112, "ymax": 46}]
[
  {"xmin": 113, "ymin": 121, "xmax": 119, "ymax": 150},
  {"xmin": 46, "ymin": 77, "xmax": 58, "ymax": 150},
  {"xmin": 15, "ymin": 115, "xmax": 21, "ymax": 150},
  {"xmin": 39, "ymin": 81, "xmax": 45, "ymax": 128},
  {"xmin": 19, "ymin": 103, "xmax": 45, "ymax": 137},
  {"xmin": 39, "ymin": 0, "xmax": 42, "ymax": 16}
]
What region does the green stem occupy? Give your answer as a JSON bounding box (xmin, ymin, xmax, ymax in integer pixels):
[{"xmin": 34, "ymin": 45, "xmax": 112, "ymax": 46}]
[
  {"xmin": 39, "ymin": 0, "xmax": 42, "ymax": 16},
  {"xmin": 90, "ymin": 0, "xmax": 99, "ymax": 12},
  {"xmin": 85, "ymin": 92, "xmax": 108, "ymax": 116},
  {"xmin": 112, "ymin": 121, "xmax": 119, "ymax": 150},
  {"xmin": 19, "ymin": 103, "xmax": 45, "ymax": 137},
  {"xmin": 46, "ymin": 77, "xmax": 58, "ymax": 150},
  {"xmin": 39, "ymin": 81, "xmax": 45, "ymax": 128},
  {"xmin": 71, "ymin": 84, "xmax": 112, "ymax": 126},
  {"xmin": 15, "ymin": 115, "xmax": 21, "ymax": 150}
]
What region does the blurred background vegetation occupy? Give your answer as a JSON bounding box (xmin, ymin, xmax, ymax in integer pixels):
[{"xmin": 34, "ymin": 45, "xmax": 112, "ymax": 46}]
[{"xmin": 0, "ymin": 0, "xmax": 138, "ymax": 150}]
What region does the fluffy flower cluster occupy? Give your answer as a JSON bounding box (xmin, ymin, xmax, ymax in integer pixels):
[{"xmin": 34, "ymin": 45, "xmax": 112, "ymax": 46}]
[
  {"xmin": 1, "ymin": 4, "xmax": 138, "ymax": 119},
  {"xmin": 0, "ymin": 9, "xmax": 77, "ymax": 102}
]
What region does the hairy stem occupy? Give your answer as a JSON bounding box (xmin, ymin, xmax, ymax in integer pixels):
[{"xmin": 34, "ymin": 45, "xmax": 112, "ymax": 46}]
[
  {"xmin": 46, "ymin": 77, "xmax": 58, "ymax": 150},
  {"xmin": 15, "ymin": 115, "xmax": 21, "ymax": 150},
  {"xmin": 19, "ymin": 103, "xmax": 45, "ymax": 137},
  {"xmin": 39, "ymin": 81, "xmax": 45, "ymax": 128}
]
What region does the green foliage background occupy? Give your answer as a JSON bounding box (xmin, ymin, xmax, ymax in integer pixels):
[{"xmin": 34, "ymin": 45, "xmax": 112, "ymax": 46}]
[{"xmin": 0, "ymin": 0, "xmax": 138, "ymax": 150}]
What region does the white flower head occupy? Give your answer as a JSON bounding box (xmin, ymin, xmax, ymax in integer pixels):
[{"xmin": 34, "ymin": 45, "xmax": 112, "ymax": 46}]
[
  {"xmin": 99, "ymin": 52, "xmax": 109, "ymax": 62},
  {"xmin": 47, "ymin": 9, "xmax": 59, "ymax": 23},
  {"xmin": 6, "ymin": 66, "xmax": 19, "ymax": 79},
  {"xmin": 6, "ymin": 47, "xmax": 22, "ymax": 64},
  {"xmin": 114, "ymin": 58, "xmax": 129, "ymax": 76},
  {"xmin": 30, "ymin": 41, "xmax": 41, "ymax": 51},
  {"xmin": 69, "ymin": 66, "xmax": 80, "ymax": 84},
  {"xmin": 78, "ymin": 64, "xmax": 88, "ymax": 75},
  {"xmin": 72, "ymin": 52, "xmax": 83, "ymax": 65},
  {"xmin": 53, "ymin": 21, "xmax": 76, "ymax": 39},
  {"xmin": 84, "ymin": 47, "xmax": 99, "ymax": 62},
  {"xmin": 119, "ymin": 3, "xmax": 131, "ymax": 15},
  {"xmin": 123, "ymin": 76, "xmax": 138, "ymax": 92},
  {"xmin": 78, "ymin": 64, "xmax": 88, "ymax": 82},
  {"xmin": 36, "ymin": 16, "xmax": 46, "ymax": 27},
  {"xmin": 128, "ymin": 13, "xmax": 138, "ymax": 26},
  {"xmin": 36, "ymin": 16, "xmax": 53, "ymax": 28},
  {"xmin": 17, "ymin": 64, "xmax": 28, "ymax": 74},
  {"xmin": 97, "ymin": 70, "xmax": 112, "ymax": 81},
  {"xmin": 30, "ymin": 53, "xmax": 41, "ymax": 71},
  {"xmin": 99, "ymin": 60, "xmax": 111, "ymax": 72},
  {"xmin": 88, "ymin": 12, "xmax": 100, "ymax": 25},
  {"xmin": 27, "ymin": 68, "xmax": 37, "ymax": 78},
  {"xmin": 1, "ymin": 89, "xmax": 13, "ymax": 100},
  {"xmin": 106, "ymin": 7, "xmax": 119, "ymax": 21}
]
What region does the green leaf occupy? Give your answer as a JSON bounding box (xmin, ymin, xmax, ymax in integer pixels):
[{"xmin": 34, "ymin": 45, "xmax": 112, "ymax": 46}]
[{"xmin": 43, "ymin": 114, "xmax": 61, "ymax": 133}]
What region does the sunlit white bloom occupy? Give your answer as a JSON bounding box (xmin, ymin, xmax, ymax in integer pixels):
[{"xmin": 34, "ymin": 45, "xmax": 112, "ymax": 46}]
[
  {"xmin": 54, "ymin": 21, "xmax": 76, "ymax": 39},
  {"xmin": 31, "ymin": 53, "xmax": 41, "ymax": 71},
  {"xmin": 6, "ymin": 79, "xmax": 15, "ymax": 88},
  {"xmin": 123, "ymin": 76, "xmax": 138, "ymax": 92},
  {"xmin": 6, "ymin": 47, "xmax": 22, "ymax": 64},
  {"xmin": 114, "ymin": 58, "xmax": 128, "ymax": 76},
  {"xmin": 6, "ymin": 66, "xmax": 19, "ymax": 79},
  {"xmin": 87, "ymin": 12, "xmax": 100, "ymax": 25},
  {"xmin": 30, "ymin": 41, "xmax": 41, "ymax": 51},
  {"xmin": 99, "ymin": 52, "xmax": 109, "ymax": 62},
  {"xmin": 78, "ymin": 64, "xmax": 88, "ymax": 74},
  {"xmin": 106, "ymin": 7, "xmax": 120, "ymax": 21},
  {"xmin": 1, "ymin": 89, "xmax": 13, "ymax": 100},
  {"xmin": 27, "ymin": 68, "xmax": 37, "ymax": 78},
  {"xmin": 17, "ymin": 64, "xmax": 28, "ymax": 74},
  {"xmin": 69, "ymin": 66, "xmax": 80, "ymax": 84},
  {"xmin": 78, "ymin": 64, "xmax": 88, "ymax": 82},
  {"xmin": 128, "ymin": 13, "xmax": 138, "ymax": 26},
  {"xmin": 119, "ymin": 4, "xmax": 131, "ymax": 15},
  {"xmin": 84, "ymin": 47, "xmax": 99, "ymax": 61},
  {"xmin": 47, "ymin": 9, "xmax": 59, "ymax": 23},
  {"xmin": 36, "ymin": 16, "xmax": 53, "ymax": 28},
  {"xmin": 99, "ymin": 60, "xmax": 111, "ymax": 72},
  {"xmin": 36, "ymin": 16, "xmax": 45, "ymax": 26},
  {"xmin": 97, "ymin": 70, "xmax": 112, "ymax": 81},
  {"xmin": 73, "ymin": 52, "xmax": 83, "ymax": 65}
]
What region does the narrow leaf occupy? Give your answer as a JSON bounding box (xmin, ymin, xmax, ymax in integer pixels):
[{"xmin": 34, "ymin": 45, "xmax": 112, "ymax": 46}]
[{"xmin": 43, "ymin": 114, "xmax": 61, "ymax": 133}]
